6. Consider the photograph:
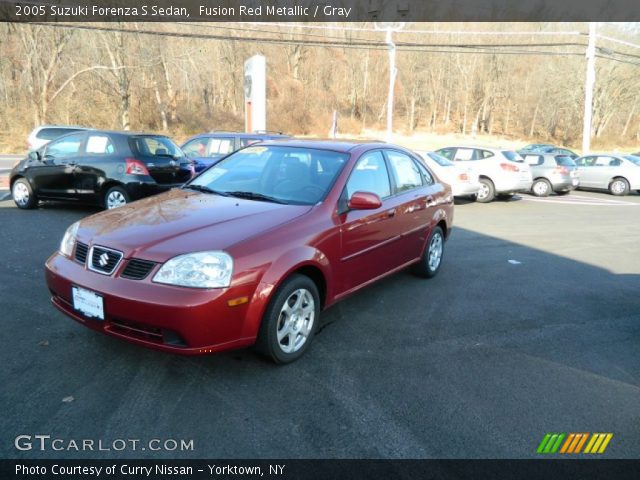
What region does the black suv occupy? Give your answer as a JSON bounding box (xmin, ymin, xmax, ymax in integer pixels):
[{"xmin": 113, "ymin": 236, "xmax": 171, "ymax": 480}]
[
  {"xmin": 10, "ymin": 130, "xmax": 193, "ymax": 210},
  {"xmin": 181, "ymin": 131, "xmax": 290, "ymax": 172}
]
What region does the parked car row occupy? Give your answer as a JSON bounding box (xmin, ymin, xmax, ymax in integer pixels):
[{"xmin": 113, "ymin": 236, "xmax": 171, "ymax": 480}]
[{"xmin": 11, "ymin": 127, "xmax": 640, "ymax": 212}]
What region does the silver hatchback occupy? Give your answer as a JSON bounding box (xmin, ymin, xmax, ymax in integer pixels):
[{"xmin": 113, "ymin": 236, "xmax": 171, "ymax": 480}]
[
  {"xmin": 574, "ymin": 154, "xmax": 640, "ymax": 196},
  {"xmin": 521, "ymin": 153, "xmax": 579, "ymax": 196}
]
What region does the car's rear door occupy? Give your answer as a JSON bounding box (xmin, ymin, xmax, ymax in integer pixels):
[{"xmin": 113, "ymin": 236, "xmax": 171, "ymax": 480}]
[
  {"xmin": 384, "ymin": 149, "xmax": 440, "ymax": 264},
  {"xmin": 73, "ymin": 133, "xmax": 119, "ymax": 201}
]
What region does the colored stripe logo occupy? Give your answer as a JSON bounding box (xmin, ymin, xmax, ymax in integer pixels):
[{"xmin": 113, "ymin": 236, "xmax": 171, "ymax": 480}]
[{"xmin": 537, "ymin": 433, "xmax": 613, "ymax": 454}]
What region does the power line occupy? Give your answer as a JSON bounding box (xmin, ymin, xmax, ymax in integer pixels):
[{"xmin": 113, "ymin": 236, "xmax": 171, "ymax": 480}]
[{"xmin": 25, "ymin": 22, "xmax": 640, "ymax": 66}]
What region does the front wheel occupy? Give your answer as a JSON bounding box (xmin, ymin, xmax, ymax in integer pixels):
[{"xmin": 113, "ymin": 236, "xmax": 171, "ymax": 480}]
[
  {"xmin": 104, "ymin": 185, "xmax": 130, "ymax": 209},
  {"xmin": 609, "ymin": 178, "xmax": 629, "ymax": 196},
  {"xmin": 476, "ymin": 178, "xmax": 495, "ymax": 203},
  {"xmin": 12, "ymin": 178, "xmax": 37, "ymax": 209},
  {"xmin": 256, "ymin": 274, "xmax": 320, "ymax": 364},
  {"xmin": 412, "ymin": 226, "xmax": 445, "ymax": 279}
]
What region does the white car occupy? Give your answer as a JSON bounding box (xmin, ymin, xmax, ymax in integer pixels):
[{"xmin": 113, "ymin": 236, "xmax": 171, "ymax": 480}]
[
  {"xmin": 435, "ymin": 146, "xmax": 533, "ymax": 203},
  {"xmin": 416, "ymin": 151, "xmax": 481, "ymax": 197},
  {"xmin": 27, "ymin": 125, "xmax": 90, "ymax": 151}
]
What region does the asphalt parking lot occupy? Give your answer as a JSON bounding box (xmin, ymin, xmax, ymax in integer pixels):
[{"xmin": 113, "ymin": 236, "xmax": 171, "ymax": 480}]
[{"xmin": 0, "ymin": 190, "xmax": 639, "ymax": 459}]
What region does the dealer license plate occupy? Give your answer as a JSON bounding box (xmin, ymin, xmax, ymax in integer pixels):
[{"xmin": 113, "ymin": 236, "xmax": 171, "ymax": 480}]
[{"xmin": 72, "ymin": 286, "xmax": 104, "ymax": 320}]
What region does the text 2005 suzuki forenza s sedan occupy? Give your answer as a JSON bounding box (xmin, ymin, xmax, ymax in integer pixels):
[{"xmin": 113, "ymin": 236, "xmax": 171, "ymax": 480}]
[{"xmin": 45, "ymin": 141, "xmax": 453, "ymax": 363}]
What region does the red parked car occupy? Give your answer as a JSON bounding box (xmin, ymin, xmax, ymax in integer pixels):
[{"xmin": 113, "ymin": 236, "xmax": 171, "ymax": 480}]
[{"xmin": 45, "ymin": 141, "xmax": 454, "ymax": 363}]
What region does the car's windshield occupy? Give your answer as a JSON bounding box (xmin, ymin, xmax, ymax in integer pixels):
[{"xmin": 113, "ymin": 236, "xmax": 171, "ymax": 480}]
[
  {"xmin": 427, "ymin": 152, "xmax": 454, "ymax": 167},
  {"xmin": 623, "ymin": 155, "xmax": 640, "ymax": 166},
  {"xmin": 188, "ymin": 145, "xmax": 349, "ymax": 205},
  {"xmin": 131, "ymin": 136, "xmax": 185, "ymax": 159},
  {"xmin": 502, "ymin": 151, "xmax": 524, "ymax": 162}
]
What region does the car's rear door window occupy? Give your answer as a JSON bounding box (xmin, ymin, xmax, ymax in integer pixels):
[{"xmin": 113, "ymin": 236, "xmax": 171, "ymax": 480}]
[
  {"xmin": 524, "ymin": 154, "xmax": 543, "ymax": 166},
  {"xmin": 386, "ymin": 150, "xmax": 424, "ymax": 192},
  {"xmin": 453, "ymin": 148, "xmax": 475, "ymax": 161},
  {"xmin": 85, "ymin": 135, "xmax": 115, "ymax": 155}
]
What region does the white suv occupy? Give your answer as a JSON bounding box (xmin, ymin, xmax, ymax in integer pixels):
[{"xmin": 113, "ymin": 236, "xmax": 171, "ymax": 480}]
[
  {"xmin": 27, "ymin": 125, "xmax": 90, "ymax": 151},
  {"xmin": 435, "ymin": 146, "xmax": 533, "ymax": 202}
]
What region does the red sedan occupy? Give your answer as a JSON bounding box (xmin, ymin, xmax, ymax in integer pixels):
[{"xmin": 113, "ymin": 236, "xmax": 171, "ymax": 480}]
[{"xmin": 45, "ymin": 141, "xmax": 454, "ymax": 363}]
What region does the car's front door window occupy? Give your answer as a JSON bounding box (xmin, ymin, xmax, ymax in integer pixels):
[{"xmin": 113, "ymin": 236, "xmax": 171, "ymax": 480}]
[
  {"xmin": 44, "ymin": 132, "xmax": 85, "ymax": 160},
  {"xmin": 345, "ymin": 151, "xmax": 391, "ymax": 199}
]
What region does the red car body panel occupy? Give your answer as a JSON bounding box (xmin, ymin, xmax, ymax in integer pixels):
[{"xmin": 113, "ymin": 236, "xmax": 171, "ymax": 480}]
[{"xmin": 45, "ymin": 142, "xmax": 454, "ymax": 355}]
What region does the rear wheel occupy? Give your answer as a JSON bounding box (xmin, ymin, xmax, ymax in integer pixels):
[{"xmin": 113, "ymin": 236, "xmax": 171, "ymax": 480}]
[
  {"xmin": 609, "ymin": 178, "xmax": 629, "ymax": 196},
  {"xmin": 12, "ymin": 178, "xmax": 37, "ymax": 209},
  {"xmin": 104, "ymin": 186, "xmax": 130, "ymax": 209},
  {"xmin": 531, "ymin": 178, "xmax": 551, "ymax": 197},
  {"xmin": 412, "ymin": 226, "xmax": 445, "ymax": 279},
  {"xmin": 476, "ymin": 178, "xmax": 495, "ymax": 203},
  {"xmin": 256, "ymin": 274, "xmax": 320, "ymax": 364}
]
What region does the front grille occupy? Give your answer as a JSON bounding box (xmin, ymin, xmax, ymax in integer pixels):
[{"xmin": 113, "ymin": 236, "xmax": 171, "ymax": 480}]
[
  {"xmin": 88, "ymin": 246, "xmax": 123, "ymax": 275},
  {"xmin": 74, "ymin": 242, "xmax": 88, "ymax": 265},
  {"xmin": 121, "ymin": 259, "xmax": 156, "ymax": 280}
]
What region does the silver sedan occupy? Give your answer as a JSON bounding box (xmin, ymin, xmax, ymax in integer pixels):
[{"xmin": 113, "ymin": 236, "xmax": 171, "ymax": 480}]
[{"xmin": 574, "ymin": 154, "xmax": 640, "ymax": 196}]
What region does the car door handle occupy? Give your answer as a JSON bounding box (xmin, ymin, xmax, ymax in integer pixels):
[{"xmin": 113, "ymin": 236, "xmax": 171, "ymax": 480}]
[
  {"xmin": 426, "ymin": 195, "xmax": 436, "ymax": 206},
  {"xmin": 387, "ymin": 208, "xmax": 396, "ymax": 217}
]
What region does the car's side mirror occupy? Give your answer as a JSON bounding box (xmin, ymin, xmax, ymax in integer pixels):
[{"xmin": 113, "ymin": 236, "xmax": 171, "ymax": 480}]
[
  {"xmin": 348, "ymin": 191, "xmax": 382, "ymax": 210},
  {"xmin": 28, "ymin": 151, "xmax": 40, "ymax": 162}
]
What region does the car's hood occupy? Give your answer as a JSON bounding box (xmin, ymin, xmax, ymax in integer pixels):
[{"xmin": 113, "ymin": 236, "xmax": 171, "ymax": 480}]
[{"xmin": 77, "ymin": 189, "xmax": 311, "ymax": 262}]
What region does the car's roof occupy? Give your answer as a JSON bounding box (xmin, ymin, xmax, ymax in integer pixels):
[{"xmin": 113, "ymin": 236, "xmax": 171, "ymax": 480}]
[
  {"xmin": 255, "ymin": 139, "xmax": 391, "ymax": 153},
  {"xmin": 192, "ymin": 131, "xmax": 289, "ymax": 138},
  {"xmin": 437, "ymin": 145, "xmax": 511, "ymax": 151}
]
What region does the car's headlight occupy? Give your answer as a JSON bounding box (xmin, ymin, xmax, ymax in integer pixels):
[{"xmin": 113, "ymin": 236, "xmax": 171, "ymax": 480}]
[
  {"xmin": 153, "ymin": 251, "xmax": 233, "ymax": 288},
  {"xmin": 59, "ymin": 221, "xmax": 80, "ymax": 258}
]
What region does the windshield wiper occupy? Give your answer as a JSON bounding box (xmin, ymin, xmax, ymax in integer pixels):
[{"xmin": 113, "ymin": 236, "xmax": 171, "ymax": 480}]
[
  {"xmin": 183, "ymin": 184, "xmax": 229, "ymax": 196},
  {"xmin": 225, "ymin": 191, "xmax": 288, "ymax": 204}
]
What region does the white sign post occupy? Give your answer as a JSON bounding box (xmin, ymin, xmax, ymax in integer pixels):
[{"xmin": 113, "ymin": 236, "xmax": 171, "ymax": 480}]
[{"xmin": 244, "ymin": 55, "xmax": 266, "ymax": 133}]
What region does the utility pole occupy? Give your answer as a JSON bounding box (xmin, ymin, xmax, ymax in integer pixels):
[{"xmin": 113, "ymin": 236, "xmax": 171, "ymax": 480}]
[
  {"xmin": 385, "ymin": 27, "xmax": 397, "ymax": 142},
  {"xmin": 582, "ymin": 23, "xmax": 597, "ymax": 155},
  {"xmin": 375, "ymin": 23, "xmax": 404, "ymax": 142}
]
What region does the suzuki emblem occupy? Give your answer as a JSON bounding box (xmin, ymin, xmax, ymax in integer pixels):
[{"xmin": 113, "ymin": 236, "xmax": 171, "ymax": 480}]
[{"xmin": 98, "ymin": 252, "xmax": 110, "ymax": 267}]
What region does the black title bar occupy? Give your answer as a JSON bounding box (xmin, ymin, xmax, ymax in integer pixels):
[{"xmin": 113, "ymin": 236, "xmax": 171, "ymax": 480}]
[{"xmin": 1, "ymin": 0, "xmax": 640, "ymax": 22}]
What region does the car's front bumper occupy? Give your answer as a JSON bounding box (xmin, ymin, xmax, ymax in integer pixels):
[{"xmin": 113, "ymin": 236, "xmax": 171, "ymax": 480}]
[{"xmin": 45, "ymin": 252, "xmax": 265, "ymax": 355}]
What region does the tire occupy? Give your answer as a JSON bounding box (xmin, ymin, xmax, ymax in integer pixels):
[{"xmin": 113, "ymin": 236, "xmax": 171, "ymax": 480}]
[
  {"xmin": 412, "ymin": 226, "xmax": 445, "ymax": 279},
  {"xmin": 531, "ymin": 178, "xmax": 552, "ymax": 197},
  {"xmin": 12, "ymin": 178, "xmax": 37, "ymax": 209},
  {"xmin": 103, "ymin": 185, "xmax": 130, "ymax": 209},
  {"xmin": 256, "ymin": 274, "xmax": 320, "ymax": 364},
  {"xmin": 476, "ymin": 178, "xmax": 495, "ymax": 203},
  {"xmin": 555, "ymin": 190, "xmax": 571, "ymax": 196},
  {"xmin": 608, "ymin": 177, "xmax": 629, "ymax": 196}
]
